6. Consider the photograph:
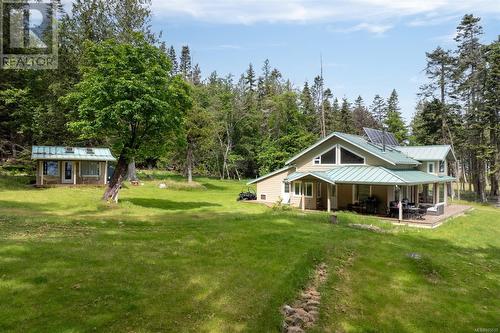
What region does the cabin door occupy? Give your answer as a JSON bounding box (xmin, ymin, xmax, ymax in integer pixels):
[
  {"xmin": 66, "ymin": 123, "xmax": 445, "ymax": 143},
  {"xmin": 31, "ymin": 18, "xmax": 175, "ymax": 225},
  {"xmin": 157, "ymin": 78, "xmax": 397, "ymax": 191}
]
[
  {"xmin": 62, "ymin": 161, "xmax": 74, "ymax": 184},
  {"xmin": 282, "ymin": 181, "xmax": 291, "ymax": 204}
]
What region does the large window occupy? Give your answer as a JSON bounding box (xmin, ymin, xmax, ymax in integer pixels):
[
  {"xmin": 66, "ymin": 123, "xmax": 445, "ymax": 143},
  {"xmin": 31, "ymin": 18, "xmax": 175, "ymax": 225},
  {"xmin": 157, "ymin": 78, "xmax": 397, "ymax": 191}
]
[
  {"xmin": 304, "ymin": 182, "xmax": 313, "ymax": 197},
  {"xmin": 340, "ymin": 148, "xmax": 364, "ymax": 164},
  {"xmin": 314, "ymin": 147, "xmax": 336, "ymax": 165},
  {"xmin": 81, "ymin": 161, "xmax": 100, "ymax": 177},
  {"xmin": 43, "ymin": 161, "xmax": 58, "ymax": 176},
  {"xmin": 294, "ymin": 182, "xmax": 302, "ymax": 196}
]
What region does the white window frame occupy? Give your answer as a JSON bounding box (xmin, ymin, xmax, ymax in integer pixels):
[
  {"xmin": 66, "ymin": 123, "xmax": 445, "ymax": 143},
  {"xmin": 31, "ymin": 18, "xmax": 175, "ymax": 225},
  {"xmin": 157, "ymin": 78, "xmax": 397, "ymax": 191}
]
[
  {"xmin": 317, "ymin": 182, "xmax": 322, "ymax": 198},
  {"xmin": 304, "ymin": 182, "xmax": 313, "ymax": 198},
  {"xmin": 428, "ymin": 162, "xmax": 434, "ymax": 174},
  {"xmin": 439, "ymin": 160, "xmax": 445, "ymax": 173},
  {"xmin": 80, "ymin": 161, "xmax": 100, "ymax": 177},
  {"xmin": 312, "ymin": 144, "xmax": 366, "ymax": 166},
  {"xmin": 339, "ymin": 145, "xmax": 365, "ymax": 165},
  {"xmin": 284, "ymin": 182, "xmax": 290, "ymax": 194},
  {"xmin": 312, "ymin": 146, "xmax": 337, "ymax": 165},
  {"xmin": 294, "ymin": 182, "xmax": 302, "ymax": 196}
]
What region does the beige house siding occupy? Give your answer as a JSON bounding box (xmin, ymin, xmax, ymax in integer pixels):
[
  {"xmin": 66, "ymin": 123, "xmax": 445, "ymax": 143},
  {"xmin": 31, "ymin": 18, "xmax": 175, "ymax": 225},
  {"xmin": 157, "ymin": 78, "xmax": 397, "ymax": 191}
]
[
  {"xmin": 337, "ymin": 184, "xmax": 353, "ymax": 209},
  {"xmin": 294, "ymin": 136, "xmax": 394, "ymax": 172},
  {"xmin": 256, "ymin": 168, "xmax": 294, "ymax": 203}
]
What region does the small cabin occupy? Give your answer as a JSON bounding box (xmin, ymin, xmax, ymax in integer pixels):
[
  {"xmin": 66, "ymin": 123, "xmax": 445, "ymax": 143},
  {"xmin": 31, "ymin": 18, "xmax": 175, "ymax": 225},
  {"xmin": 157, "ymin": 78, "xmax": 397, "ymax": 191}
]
[{"xmin": 31, "ymin": 146, "xmax": 116, "ymax": 186}]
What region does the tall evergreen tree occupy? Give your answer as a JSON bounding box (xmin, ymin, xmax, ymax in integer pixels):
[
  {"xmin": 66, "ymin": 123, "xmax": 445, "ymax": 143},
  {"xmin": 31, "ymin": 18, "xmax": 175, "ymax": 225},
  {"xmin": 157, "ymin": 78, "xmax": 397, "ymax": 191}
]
[
  {"xmin": 167, "ymin": 46, "xmax": 178, "ymax": 75},
  {"xmin": 179, "ymin": 46, "xmax": 192, "ymax": 81},
  {"xmin": 369, "ymin": 94, "xmax": 386, "ymax": 127},
  {"xmin": 339, "ymin": 98, "xmax": 354, "ymax": 134},
  {"xmin": 384, "ymin": 89, "xmax": 408, "ymax": 143},
  {"xmin": 352, "ymin": 96, "xmax": 378, "ymax": 135}
]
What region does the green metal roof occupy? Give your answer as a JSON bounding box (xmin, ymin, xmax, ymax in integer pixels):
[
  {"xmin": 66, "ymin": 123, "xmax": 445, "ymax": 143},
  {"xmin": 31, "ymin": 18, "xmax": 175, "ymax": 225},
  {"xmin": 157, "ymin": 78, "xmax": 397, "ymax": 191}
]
[
  {"xmin": 31, "ymin": 146, "xmax": 116, "ymax": 161},
  {"xmin": 396, "ymin": 145, "xmax": 456, "ymax": 161},
  {"xmin": 285, "ymin": 132, "xmax": 420, "ymax": 166},
  {"xmin": 284, "ymin": 166, "xmax": 455, "ymax": 186}
]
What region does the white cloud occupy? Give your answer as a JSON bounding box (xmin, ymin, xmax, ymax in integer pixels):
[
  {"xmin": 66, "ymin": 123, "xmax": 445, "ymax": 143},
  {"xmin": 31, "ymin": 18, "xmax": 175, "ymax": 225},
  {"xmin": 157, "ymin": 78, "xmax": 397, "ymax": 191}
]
[
  {"xmin": 151, "ymin": 0, "xmax": 500, "ymax": 25},
  {"xmin": 331, "ymin": 22, "xmax": 393, "ymax": 35}
]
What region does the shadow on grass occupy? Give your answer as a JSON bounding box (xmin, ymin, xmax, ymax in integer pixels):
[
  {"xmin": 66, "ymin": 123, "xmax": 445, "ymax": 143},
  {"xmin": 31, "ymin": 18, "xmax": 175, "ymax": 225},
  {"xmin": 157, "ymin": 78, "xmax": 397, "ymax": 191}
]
[{"xmin": 123, "ymin": 198, "xmax": 220, "ymax": 211}]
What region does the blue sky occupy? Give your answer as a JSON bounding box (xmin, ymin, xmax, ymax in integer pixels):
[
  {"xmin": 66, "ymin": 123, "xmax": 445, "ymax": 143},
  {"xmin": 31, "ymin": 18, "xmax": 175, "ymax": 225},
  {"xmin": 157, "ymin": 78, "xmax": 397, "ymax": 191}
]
[{"xmin": 149, "ymin": 1, "xmax": 500, "ymax": 122}]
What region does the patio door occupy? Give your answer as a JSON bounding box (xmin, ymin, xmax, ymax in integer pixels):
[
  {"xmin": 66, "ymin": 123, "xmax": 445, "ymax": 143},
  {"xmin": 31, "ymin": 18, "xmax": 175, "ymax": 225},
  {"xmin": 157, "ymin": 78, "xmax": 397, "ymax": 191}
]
[
  {"xmin": 282, "ymin": 182, "xmax": 291, "ymax": 204},
  {"xmin": 62, "ymin": 161, "xmax": 73, "ymax": 184}
]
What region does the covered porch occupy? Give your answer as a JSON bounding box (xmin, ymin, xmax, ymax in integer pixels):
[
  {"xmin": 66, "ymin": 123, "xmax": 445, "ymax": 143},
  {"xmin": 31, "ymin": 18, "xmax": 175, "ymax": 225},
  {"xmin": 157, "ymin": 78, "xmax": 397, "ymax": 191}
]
[{"xmin": 284, "ymin": 166, "xmax": 456, "ymax": 222}]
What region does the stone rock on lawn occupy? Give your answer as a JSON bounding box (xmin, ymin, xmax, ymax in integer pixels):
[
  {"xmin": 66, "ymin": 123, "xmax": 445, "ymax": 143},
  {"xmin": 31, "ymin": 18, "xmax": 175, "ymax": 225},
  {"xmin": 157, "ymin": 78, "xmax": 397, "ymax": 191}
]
[{"xmin": 158, "ymin": 183, "xmax": 167, "ymax": 189}]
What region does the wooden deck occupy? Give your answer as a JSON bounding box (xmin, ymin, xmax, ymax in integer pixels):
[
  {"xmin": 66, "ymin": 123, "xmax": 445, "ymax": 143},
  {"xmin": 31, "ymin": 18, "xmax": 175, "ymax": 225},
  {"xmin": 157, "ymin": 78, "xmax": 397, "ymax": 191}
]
[{"xmin": 381, "ymin": 204, "xmax": 473, "ymax": 228}]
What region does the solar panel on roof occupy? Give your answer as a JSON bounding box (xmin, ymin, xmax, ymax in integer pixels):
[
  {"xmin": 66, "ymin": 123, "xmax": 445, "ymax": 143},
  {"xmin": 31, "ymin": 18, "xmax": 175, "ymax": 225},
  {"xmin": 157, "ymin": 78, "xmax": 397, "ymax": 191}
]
[{"xmin": 363, "ymin": 128, "xmax": 399, "ymax": 146}]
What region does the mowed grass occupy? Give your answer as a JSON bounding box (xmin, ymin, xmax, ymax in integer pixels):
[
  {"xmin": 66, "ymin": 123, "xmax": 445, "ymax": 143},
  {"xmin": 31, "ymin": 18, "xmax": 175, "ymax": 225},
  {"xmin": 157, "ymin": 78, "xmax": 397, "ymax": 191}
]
[{"xmin": 0, "ymin": 173, "xmax": 499, "ymax": 333}]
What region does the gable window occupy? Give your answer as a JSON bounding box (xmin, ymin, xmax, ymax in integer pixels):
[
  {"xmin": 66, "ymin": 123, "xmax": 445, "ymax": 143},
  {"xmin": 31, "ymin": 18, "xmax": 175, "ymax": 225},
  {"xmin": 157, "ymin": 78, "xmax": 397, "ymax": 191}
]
[
  {"xmin": 304, "ymin": 182, "xmax": 313, "ymax": 197},
  {"xmin": 428, "ymin": 162, "xmax": 434, "ymax": 174},
  {"xmin": 294, "ymin": 182, "xmax": 302, "ymax": 196},
  {"xmin": 81, "ymin": 161, "xmax": 100, "ymax": 177},
  {"xmin": 439, "ymin": 161, "xmax": 445, "ymax": 173},
  {"xmin": 314, "ymin": 147, "xmax": 336, "ymax": 165},
  {"xmin": 43, "ymin": 161, "xmax": 58, "ymax": 176},
  {"xmin": 340, "ymin": 148, "xmax": 364, "ymax": 164}
]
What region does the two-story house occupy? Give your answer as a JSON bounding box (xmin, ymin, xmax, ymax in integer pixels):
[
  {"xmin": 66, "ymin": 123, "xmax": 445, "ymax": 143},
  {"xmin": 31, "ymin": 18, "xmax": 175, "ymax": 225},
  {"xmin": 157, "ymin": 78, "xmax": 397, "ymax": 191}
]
[{"xmin": 248, "ymin": 129, "xmax": 455, "ymax": 220}]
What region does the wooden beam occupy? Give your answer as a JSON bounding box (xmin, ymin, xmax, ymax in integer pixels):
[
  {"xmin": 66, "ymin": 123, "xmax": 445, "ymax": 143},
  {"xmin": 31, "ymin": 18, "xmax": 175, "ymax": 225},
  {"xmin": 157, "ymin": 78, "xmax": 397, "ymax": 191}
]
[{"xmin": 301, "ymin": 183, "xmax": 305, "ymax": 211}]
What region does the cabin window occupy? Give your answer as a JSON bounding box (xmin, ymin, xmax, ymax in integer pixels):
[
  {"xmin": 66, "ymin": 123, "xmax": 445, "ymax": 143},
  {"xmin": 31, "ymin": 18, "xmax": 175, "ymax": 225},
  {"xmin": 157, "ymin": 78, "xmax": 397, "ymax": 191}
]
[
  {"xmin": 314, "ymin": 147, "xmax": 336, "ymax": 165},
  {"xmin": 284, "ymin": 182, "xmax": 290, "ymax": 194},
  {"xmin": 428, "ymin": 162, "xmax": 434, "ymax": 173},
  {"xmin": 43, "ymin": 161, "xmax": 58, "ymax": 176},
  {"xmin": 294, "ymin": 182, "xmax": 302, "ymax": 196},
  {"xmin": 304, "ymin": 182, "xmax": 313, "ymax": 197},
  {"xmin": 439, "ymin": 161, "xmax": 445, "ymax": 173},
  {"xmin": 260, "ymin": 194, "xmax": 267, "ymax": 201},
  {"xmin": 81, "ymin": 161, "xmax": 100, "ymax": 177},
  {"xmin": 317, "ymin": 182, "xmax": 322, "ymax": 198},
  {"xmin": 340, "ymin": 148, "xmax": 364, "ymax": 164}
]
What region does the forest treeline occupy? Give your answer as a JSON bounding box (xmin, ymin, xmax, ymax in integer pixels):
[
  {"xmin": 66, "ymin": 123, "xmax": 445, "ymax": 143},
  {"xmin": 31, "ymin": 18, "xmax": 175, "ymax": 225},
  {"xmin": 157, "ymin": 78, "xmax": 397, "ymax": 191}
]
[{"xmin": 0, "ymin": 1, "xmax": 498, "ymax": 202}]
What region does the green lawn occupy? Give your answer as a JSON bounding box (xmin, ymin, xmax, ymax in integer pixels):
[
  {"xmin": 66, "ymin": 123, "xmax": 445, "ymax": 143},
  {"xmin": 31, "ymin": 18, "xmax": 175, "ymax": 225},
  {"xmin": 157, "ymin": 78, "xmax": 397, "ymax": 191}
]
[{"xmin": 0, "ymin": 173, "xmax": 499, "ymax": 332}]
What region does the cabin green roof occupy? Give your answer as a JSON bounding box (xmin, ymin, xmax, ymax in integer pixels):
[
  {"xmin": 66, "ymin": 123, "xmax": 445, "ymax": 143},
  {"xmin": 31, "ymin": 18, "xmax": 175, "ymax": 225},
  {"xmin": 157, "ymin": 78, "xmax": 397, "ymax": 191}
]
[
  {"xmin": 31, "ymin": 146, "xmax": 116, "ymax": 161},
  {"xmin": 285, "ymin": 132, "xmax": 420, "ymax": 166},
  {"xmin": 396, "ymin": 145, "xmax": 456, "ymax": 161},
  {"xmin": 285, "ymin": 166, "xmax": 455, "ymax": 186}
]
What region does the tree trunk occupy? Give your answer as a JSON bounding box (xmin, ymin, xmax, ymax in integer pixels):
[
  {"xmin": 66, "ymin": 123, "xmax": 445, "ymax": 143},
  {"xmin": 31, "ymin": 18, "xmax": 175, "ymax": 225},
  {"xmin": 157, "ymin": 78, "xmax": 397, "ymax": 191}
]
[
  {"xmin": 103, "ymin": 153, "xmax": 128, "ymax": 203},
  {"xmin": 126, "ymin": 158, "xmax": 138, "ymax": 181},
  {"xmin": 186, "ymin": 145, "xmax": 193, "ymax": 183}
]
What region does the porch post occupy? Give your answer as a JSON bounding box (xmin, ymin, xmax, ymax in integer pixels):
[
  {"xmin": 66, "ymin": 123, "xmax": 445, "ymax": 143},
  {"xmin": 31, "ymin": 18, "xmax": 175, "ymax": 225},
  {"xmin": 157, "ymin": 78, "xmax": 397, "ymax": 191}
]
[
  {"xmin": 327, "ymin": 183, "xmax": 331, "ymax": 212},
  {"xmin": 433, "ymin": 183, "xmax": 437, "ymax": 204},
  {"xmin": 398, "ymin": 186, "xmax": 403, "ymax": 222},
  {"xmin": 444, "ymin": 183, "xmax": 448, "ymax": 206},
  {"xmin": 104, "ymin": 161, "xmax": 108, "ymax": 185},
  {"xmin": 73, "ymin": 161, "xmax": 77, "ymax": 185},
  {"xmin": 435, "ymin": 183, "xmax": 440, "ymax": 204},
  {"xmin": 39, "ymin": 160, "xmax": 43, "ymax": 185},
  {"xmin": 302, "ymin": 182, "xmax": 305, "ymax": 211}
]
